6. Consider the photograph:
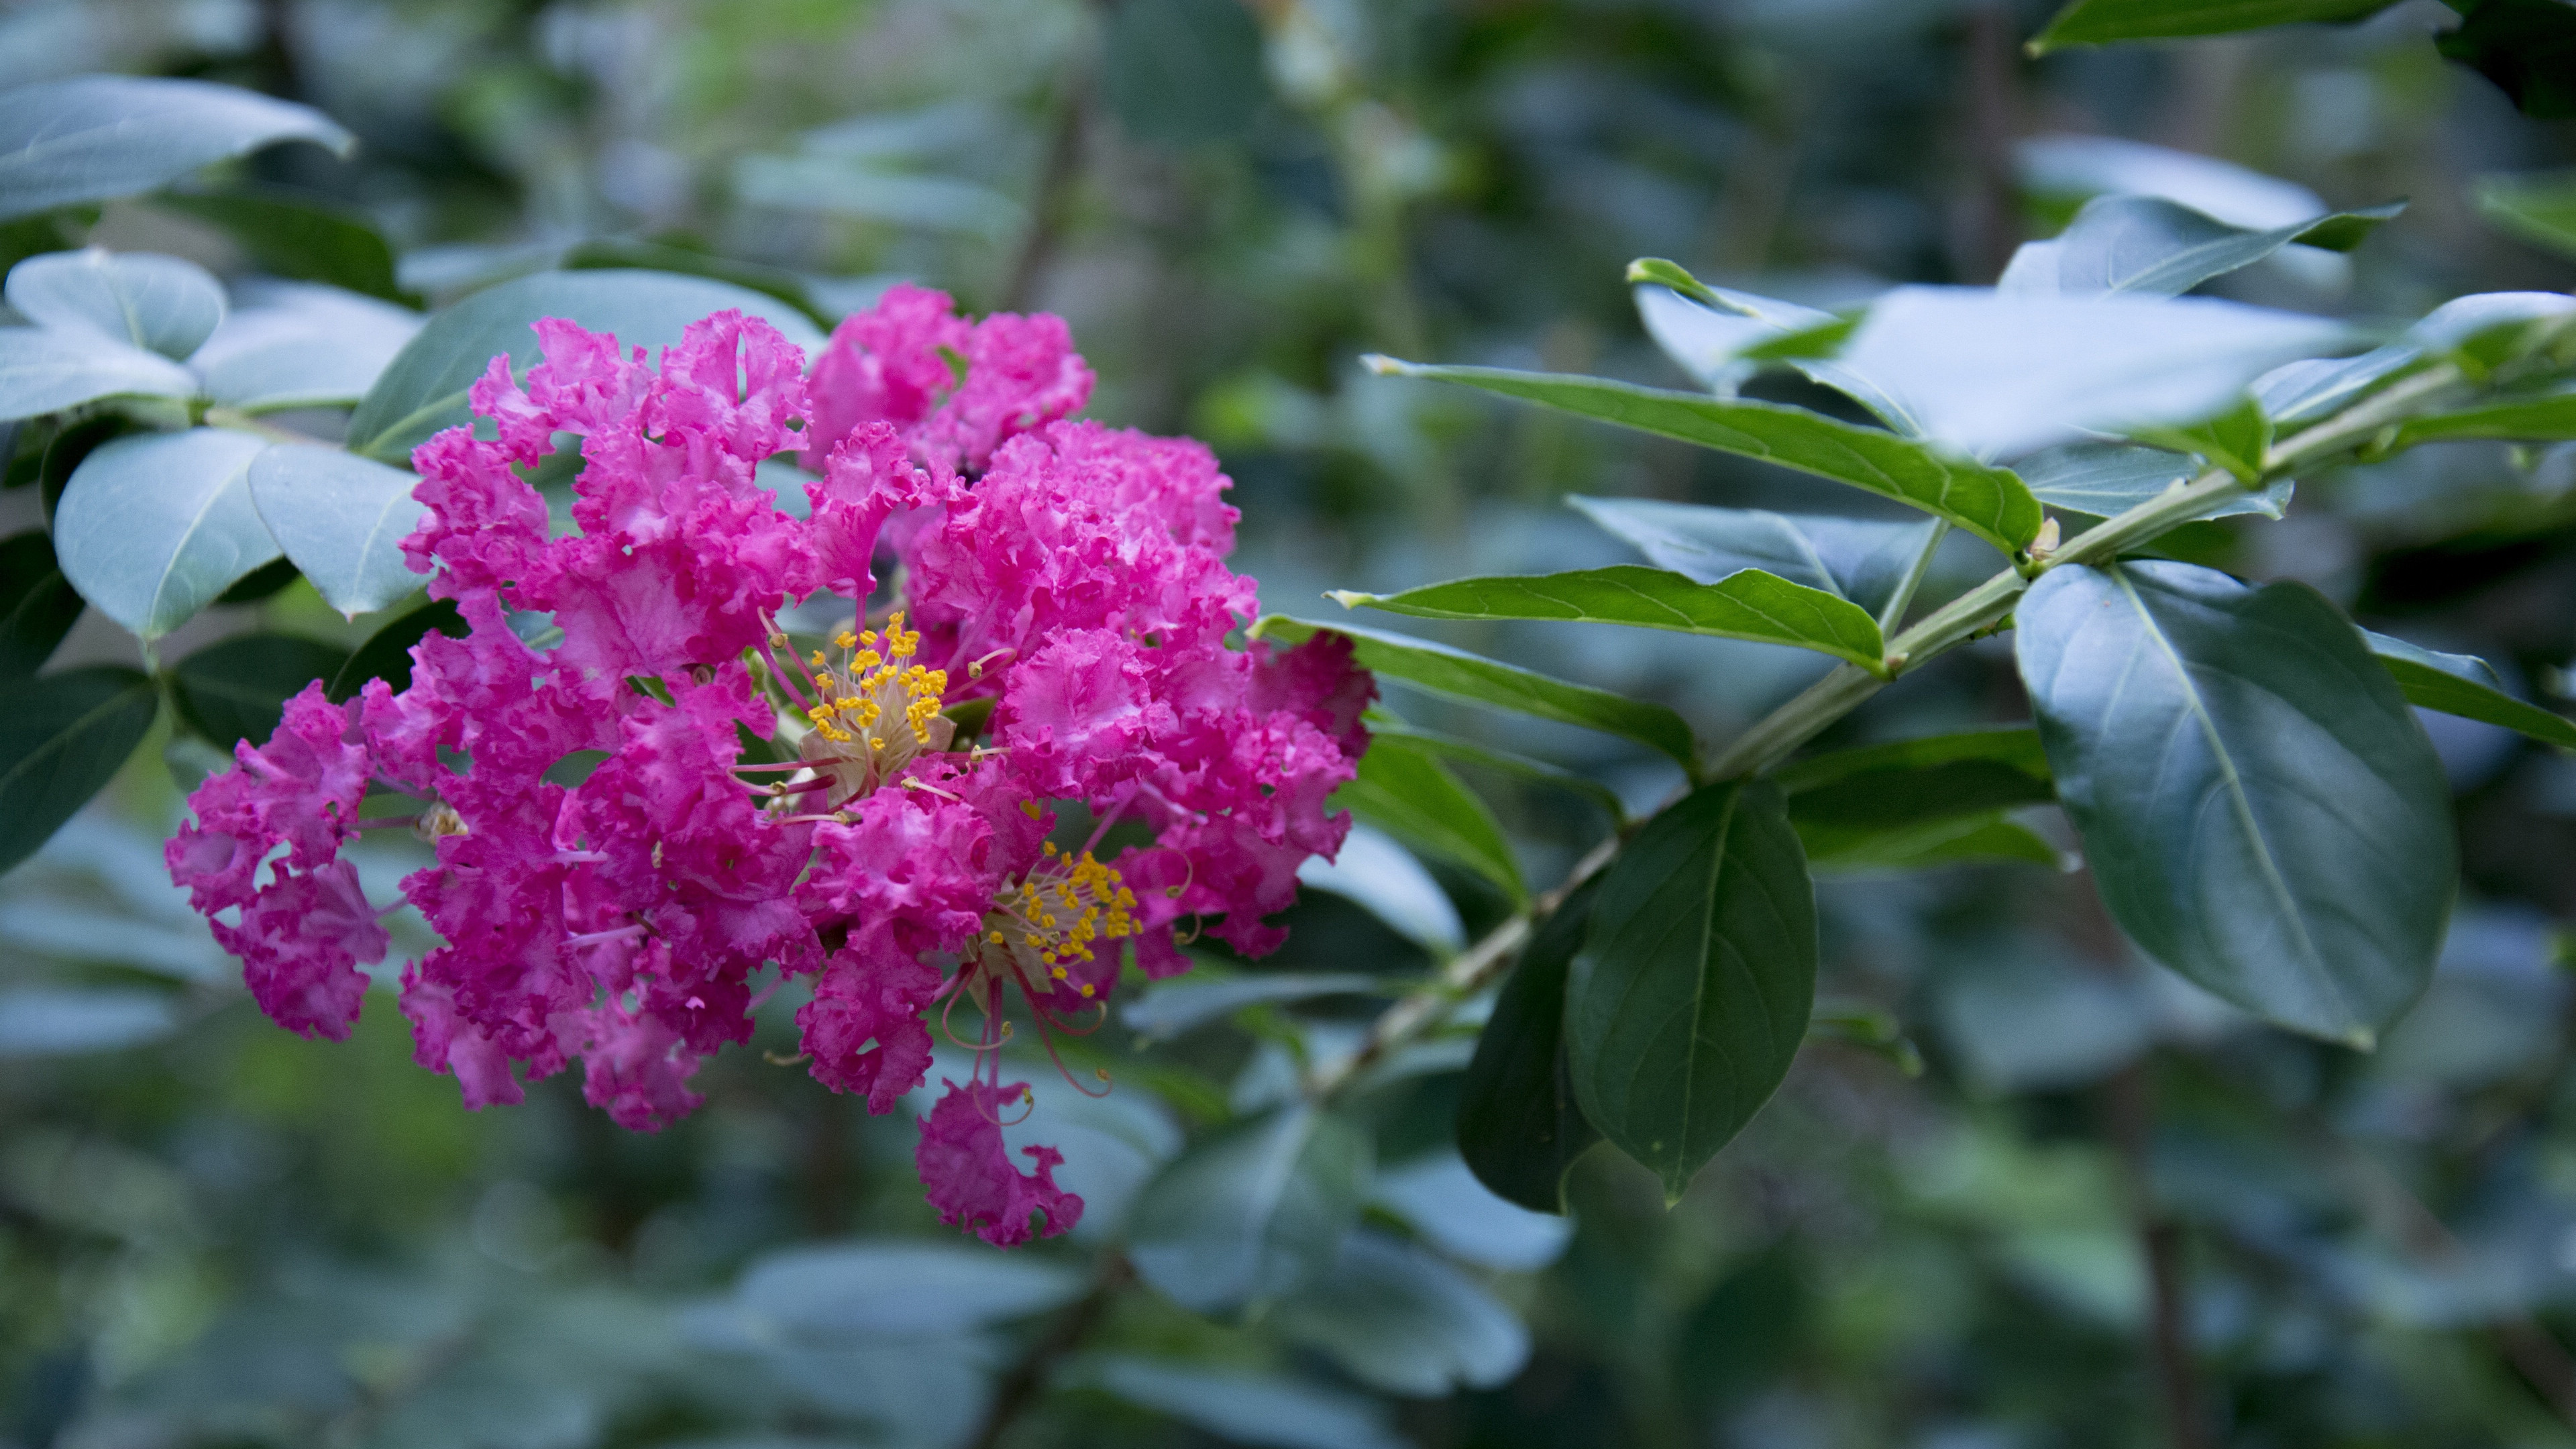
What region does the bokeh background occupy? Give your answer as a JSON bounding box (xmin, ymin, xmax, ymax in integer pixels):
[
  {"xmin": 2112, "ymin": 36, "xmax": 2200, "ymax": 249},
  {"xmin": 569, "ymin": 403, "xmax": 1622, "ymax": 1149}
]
[{"xmin": 7, "ymin": 0, "xmax": 2576, "ymax": 1445}]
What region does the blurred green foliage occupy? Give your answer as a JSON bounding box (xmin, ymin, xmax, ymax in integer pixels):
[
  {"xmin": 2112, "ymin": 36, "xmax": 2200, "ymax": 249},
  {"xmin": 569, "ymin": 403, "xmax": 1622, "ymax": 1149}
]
[{"xmin": 5, "ymin": 1, "xmax": 2576, "ymax": 1446}]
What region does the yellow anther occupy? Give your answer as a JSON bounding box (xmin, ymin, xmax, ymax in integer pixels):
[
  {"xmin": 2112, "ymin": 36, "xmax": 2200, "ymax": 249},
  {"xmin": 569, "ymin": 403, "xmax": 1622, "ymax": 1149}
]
[{"xmin": 1079, "ymin": 984, "xmax": 1095, "ymax": 998}]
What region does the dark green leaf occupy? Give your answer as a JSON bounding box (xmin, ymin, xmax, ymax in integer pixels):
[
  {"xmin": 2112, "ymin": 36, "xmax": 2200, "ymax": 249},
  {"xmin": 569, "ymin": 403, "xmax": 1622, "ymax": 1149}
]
[
  {"xmin": 0, "ymin": 530, "xmax": 81, "ymax": 676},
  {"xmin": 2015, "ymin": 561, "xmax": 2455, "ymax": 1046},
  {"xmin": 1329, "ymin": 566, "xmax": 1889, "ymax": 672},
  {"xmin": 2000, "ymin": 195, "xmax": 2402, "ymax": 298},
  {"xmin": 0, "ymin": 666, "xmax": 158, "ymax": 875},
  {"xmin": 2013, "ymin": 440, "xmax": 2290, "ymax": 520},
  {"xmin": 1069, "ymin": 1357, "xmax": 1407, "ymax": 1449},
  {"xmin": 170, "ymin": 633, "xmax": 350, "ymax": 749},
  {"xmin": 1568, "ymin": 494, "xmax": 1941, "ymax": 616},
  {"xmin": 211, "ymin": 556, "xmax": 299, "ymax": 605},
  {"xmin": 1101, "ymin": 0, "xmax": 1271, "ymax": 146},
  {"xmin": 1568, "ymin": 780, "xmax": 1815, "ymax": 1202},
  {"xmin": 1364, "ymin": 357, "xmax": 2043, "ymax": 551},
  {"xmin": 1457, "ymin": 879, "xmax": 1602, "ymax": 1214},
  {"xmin": 0, "ymin": 76, "xmax": 354, "ymax": 221},
  {"xmin": 1778, "ymin": 728, "xmax": 2054, "ymax": 834},
  {"xmin": 2137, "ymin": 394, "xmax": 2273, "ymax": 482},
  {"xmin": 2365, "ymin": 630, "xmax": 2576, "ymax": 750},
  {"xmin": 247, "ymin": 443, "xmax": 428, "ymax": 616},
  {"xmin": 2436, "ymin": 0, "xmax": 2576, "ymax": 119},
  {"xmin": 2027, "ymin": 0, "xmax": 2403, "ymax": 52},
  {"xmin": 344, "ymin": 270, "xmax": 828, "ymax": 464},
  {"xmin": 1250, "ymin": 615, "xmax": 1698, "ymax": 771},
  {"xmin": 1800, "ymin": 812, "xmax": 2067, "ymax": 873},
  {"xmin": 156, "ymin": 189, "xmax": 408, "ymax": 303},
  {"xmin": 1128, "ymin": 1104, "xmax": 1373, "ymax": 1315},
  {"xmin": 1270, "ymin": 1232, "xmax": 1530, "ymax": 1395},
  {"xmin": 2386, "ymin": 388, "xmax": 2576, "ymax": 449},
  {"xmin": 2475, "ymin": 170, "xmax": 2576, "ymax": 261},
  {"xmin": 53, "ymin": 427, "xmax": 280, "ymax": 638},
  {"xmin": 1363, "ymin": 718, "xmax": 1627, "ymax": 825},
  {"xmin": 1336, "ymin": 737, "xmax": 1525, "ymax": 904},
  {"xmin": 1776, "ymin": 725, "xmax": 2051, "ymax": 791},
  {"xmin": 36, "ymin": 414, "xmax": 130, "ymax": 524}
]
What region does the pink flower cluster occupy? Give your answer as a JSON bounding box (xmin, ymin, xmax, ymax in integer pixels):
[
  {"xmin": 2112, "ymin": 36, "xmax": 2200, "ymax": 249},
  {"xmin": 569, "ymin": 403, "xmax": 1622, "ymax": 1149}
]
[{"xmin": 166, "ymin": 286, "xmax": 1371, "ymax": 1247}]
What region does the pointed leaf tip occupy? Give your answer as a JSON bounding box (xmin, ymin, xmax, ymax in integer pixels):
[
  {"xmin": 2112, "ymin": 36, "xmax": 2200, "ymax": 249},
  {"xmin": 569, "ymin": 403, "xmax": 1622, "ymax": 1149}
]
[
  {"xmin": 1360, "ymin": 354, "xmax": 1403, "ymax": 376},
  {"xmin": 1326, "ymin": 590, "xmax": 1368, "ymax": 609}
]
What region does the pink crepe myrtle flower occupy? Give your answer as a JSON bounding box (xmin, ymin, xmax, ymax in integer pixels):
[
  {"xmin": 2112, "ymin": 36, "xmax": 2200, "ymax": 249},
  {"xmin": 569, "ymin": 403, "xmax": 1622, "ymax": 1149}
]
[{"xmin": 165, "ymin": 288, "xmax": 1372, "ymax": 1248}]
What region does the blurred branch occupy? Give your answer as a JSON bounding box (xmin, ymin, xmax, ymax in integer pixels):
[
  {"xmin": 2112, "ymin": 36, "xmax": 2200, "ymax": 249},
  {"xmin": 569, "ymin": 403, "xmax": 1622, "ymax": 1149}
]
[
  {"xmin": 964, "ymin": 1252, "xmax": 1133, "ymax": 1449},
  {"xmin": 2106, "ymin": 1063, "xmax": 2212, "ymax": 1449},
  {"xmin": 1961, "ymin": 1, "xmax": 2024, "ymax": 283},
  {"xmin": 1000, "ymin": 22, "xmax": 1102, "ymax": 313}
]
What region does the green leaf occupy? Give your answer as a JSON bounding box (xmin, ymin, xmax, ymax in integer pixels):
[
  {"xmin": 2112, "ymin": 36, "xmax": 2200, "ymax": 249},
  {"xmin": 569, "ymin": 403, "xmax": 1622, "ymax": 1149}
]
[
  {"xmin": 154, "ymin": 189, "xmax": 408, "ymax": 303},
  {"xmin": 247, "ymin": 443, "xmax": 428, "ymax": 617},
  {"xmin": 1568, "ymin": 494, "xmax": 1941, "ymax": 616},
  {"xmin": 0, "ymin": 530, "xmax": 82, "ymax": 676},
  {"xmin": 2386, "ymin": 388, "xmax": 2576, "ymax": 449},
  {"xmin": 731, "ymin": 1240, "xmax": 1084, "ymax": 1337},
  {"xmin": 1779, "ymin": 728, "xmax": 2062, "ymax": 874},
  {"xmin": 1069, "ymin": 1357, "xmax": 1407, "ymax": 1449},
  {"xmin": 2476, "ymin": 170, "xmax": 2576, "ymax": 261},
  {"xmin": 1128, "ymin": 1104, "xmax": 1373, "ymax": 1315},
  {"xmin": 1250, "ymin": 615, "xmax": 1697, "ymax": 771},
  {"xmin": 1331, "ymin": 566, "xmax": 1888, "ymax": 673},
  {"xmin": 1122, "ymin": 973, "xmax": 1384, "ymax": 1044},
  {"xmin": 1800, "ymin": 812, "xmax": 2067, "ymax": 873},
  {"xmin": 2255, "ymin": 345, "xmax": 2425, "ymax": 425},
  {"xmin": 5, "ymin": 249, "xmax": 227, "ymax": 359},
  {"xmin": 213, "ymin": 556, "xmax": 300, "ymax": 606},
  {"xmin": 1336, "ymin": 737, "xmax": 1525, "ymax": 904},
  {"xmin": 2137, "ymin": 394, "xmax": 2274, "ymax": 482},
  {"xmin": 1362, "ymin": 718, "xmax": 1627, "ymax": 825},
  {"xmin": 53, "ymin": 427, "xmax": 279, "ymax": 639},
  {"xmin": 170, "ymin": 633, "xmax": 350, "ymax": 749},
  {"xmin": 2000, "ymin": 195, "xmax": 2402, "ymax": 298},
  {"xmin": 0, "ymin": 76, "xmax": 354, "ymax": 222},
  {"xmin": 2436, "ymin": 0, "xmax": 2576, "ymax": 120},
  {"xmin": 1364, "ymin": 357, "xmax": 2041, "ymax": 551},
  {"xmin": 328, "ymin": 597, "xmax": 462, "ymax": 702},
  {"xmin": 1568, "ymin": 780, "xmax": 1815, "ymax": 1203},
  {"xmin": 1456, "ymin": 879, "xmax": 1602, "ymax": 1215},
  {"xmin": 0, "ymin": 666, "xmax": 158, "ymax": 875},
  {"xmin": 1270, "ymin": 1232, "xmax": 1530, "ymax": 1395},
  {"xmin": 2027, "ymin": 0, "xmax": 2404, "ymax": 52},
  {"xmin": 0, "ymin": 327, "xmax": 196, "ymax": 422},
  {"xmin": 190, "ymin": 284, "xmax": 421, "ymax": 413},
  {"xmin": 1628, "ymin": 260, "xmax": 1923, "ymax": 433},
  {"xmin": 344, "ymin": 269, "xmax": 828, "ymax": 464},
  {"xmin": 559, "ymin": 238, "xmax": 828, "ymax": 328},
  {"xmin": 2015, "ymin": 561, "xmax": 2455, "ymax": 1046},
  {"xmin": 2365, "ymin": 630, "xmax": 2576, "ymax": 751}
]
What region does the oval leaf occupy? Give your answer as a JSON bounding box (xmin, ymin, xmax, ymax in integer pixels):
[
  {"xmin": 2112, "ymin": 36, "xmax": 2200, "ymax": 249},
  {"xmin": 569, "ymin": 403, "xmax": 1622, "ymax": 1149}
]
[
  {"xmin": 248, "ymin": 442, "xmax": 429, "ymax": 616},
  {"xmin": 170, "ymin": 633, "xmax": 350, "ymax": 749},
  {"xmin": 1330, "ymin": 566, "xmax": 1888, "ymax": 673},
  {"xmin": 0, "ymin": 75, "xmax": 354, "ymax": 221},
  {"xmin": 2029, "ymin": 0, "xmax": 2402, "ymax": 52},
  {"xmin": 0, "ymin": 327, "xmax": 196, "ymax": 422},
  {"xmin": 2365, "ymin": 631, "xmax": 2576, "ymax": 751},
  {"xmin": 1568, "ymin": 780, "xmax": 1817, "ymax": 1203},
  {"xmin": 1457, "ymin": 879, "xmax": 1602, "ymax": 1215},
  {"xmin": 1336, "ymin": 735, "xmax": 1525, "ymax": 904},
  {"xmin": 1364, "ymin": 357, "xmax": 2041, "ymax": 551},
  {"xmin": 1252, "ymin": 615, "xmax": 1697, "ymax": 770},
  {"xmin": 1998, "ymin": 195, "xmax": 2402, "ymax": 299},
  {"xmin": 0, "ymin": 529, "xmax": 82, "ymax": 676},
  {"xmin": 1570, "ymin": 494, "xmax": 1943, "ymax": 616},
  {"xmin": 5, "ymin": 249, "xmax": 227, "ymax": 359},
  {"xmin": 0, "ymin": 666, "xmax": 159, "ymax": 875},
  {"xmin": 1127, "ymin": 1104, "xmax": 1373, "ymax": 1316},
  {"xmin": 2015, "ymin": 561, "xmax": 2455, "ymax": 1045},
  {"xmin": 1269, "ymin": 1231, "xmax": 1531, "ymax": 1396},
  {"xmin": 345, "ymin": 269, "xmax": 829, "ymax": 464},
  {"xmin": 192, "ymin": 283, "xmax": 422, "ymax": 412},
  {"xmin": 54, "ymin": 427, "xmax": 278, "ymax": 638}
]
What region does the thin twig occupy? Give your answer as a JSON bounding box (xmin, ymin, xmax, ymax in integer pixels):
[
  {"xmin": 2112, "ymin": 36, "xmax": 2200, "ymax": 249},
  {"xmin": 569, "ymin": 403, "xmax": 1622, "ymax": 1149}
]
[
  {"xmin": 963, "ymin": 1252, "xmax": 1133, "ymax": 1449},
  {"xmin": 2106, "ymin": 1063, "xmax": 2212, "ymax": 1449}
]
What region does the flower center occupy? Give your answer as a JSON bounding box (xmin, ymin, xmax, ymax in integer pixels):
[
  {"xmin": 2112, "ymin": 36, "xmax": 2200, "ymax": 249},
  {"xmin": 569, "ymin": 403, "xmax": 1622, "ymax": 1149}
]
[
  {"xmin": 977, "ymin": 843, "xmax": 1140, "ymax": 996},
  {"xmin": 798, "ymin": 611, "xmax": 953, "ymax": 801}
]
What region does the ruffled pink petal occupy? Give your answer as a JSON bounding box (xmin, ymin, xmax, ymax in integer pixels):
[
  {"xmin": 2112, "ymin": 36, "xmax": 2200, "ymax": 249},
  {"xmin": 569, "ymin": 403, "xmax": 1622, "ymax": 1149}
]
[{"xmin": 916, "ymin": 1077, "xmax": 1083, "ymax": 1248}]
